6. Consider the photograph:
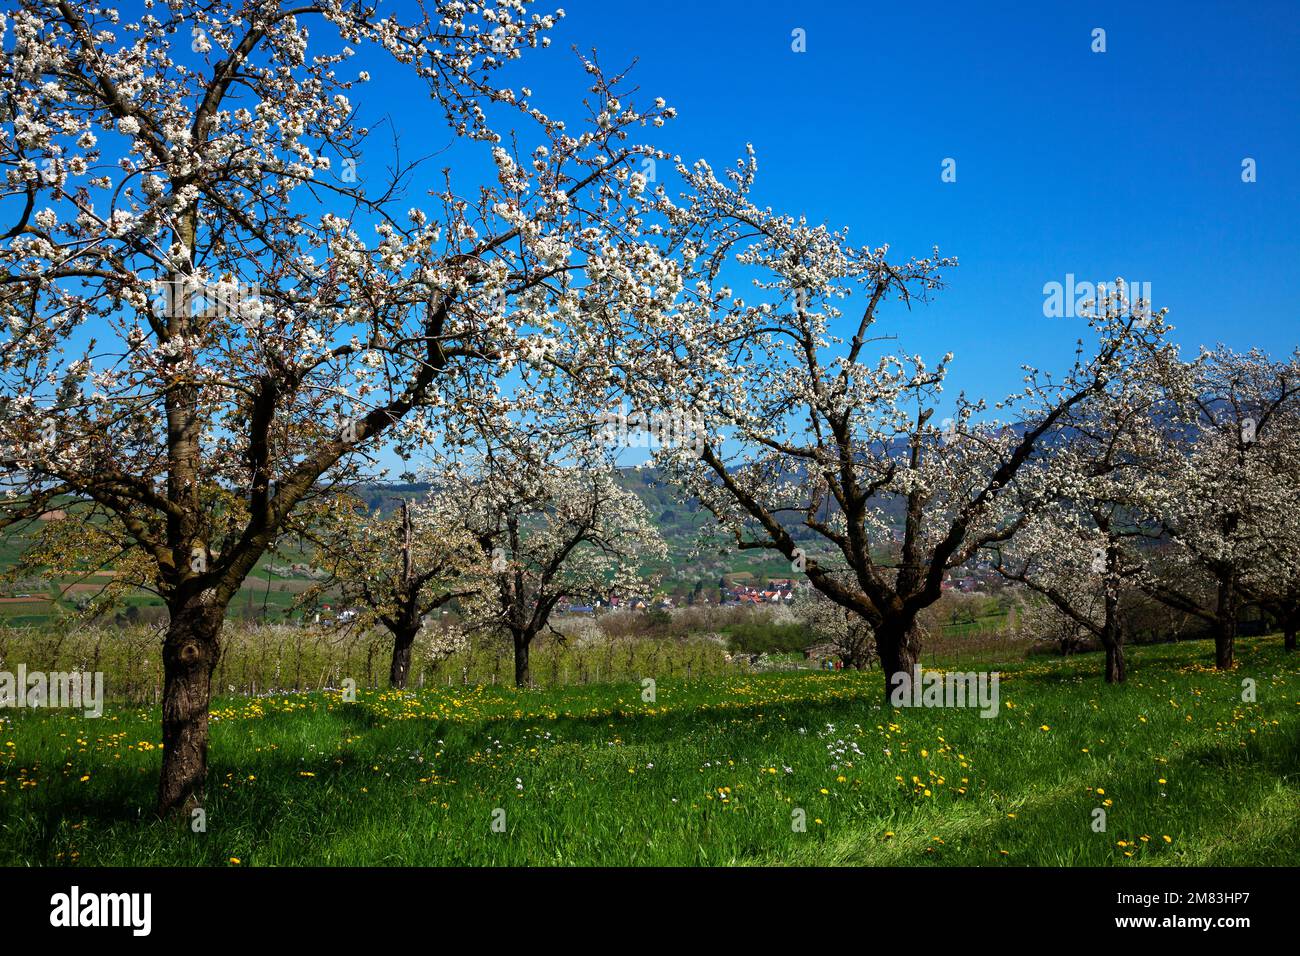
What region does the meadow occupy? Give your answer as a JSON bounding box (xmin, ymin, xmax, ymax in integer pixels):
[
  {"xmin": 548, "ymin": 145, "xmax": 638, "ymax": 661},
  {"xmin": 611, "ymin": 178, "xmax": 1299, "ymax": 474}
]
[{"xmin": 1, "ymin": 635, "xmax": 1296, "ymax": 866}]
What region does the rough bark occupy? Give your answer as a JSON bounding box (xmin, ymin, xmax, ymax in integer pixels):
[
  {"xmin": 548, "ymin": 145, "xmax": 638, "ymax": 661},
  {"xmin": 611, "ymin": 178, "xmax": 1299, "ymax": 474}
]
[
  {"xmin": 389, "ymin": 625, "xmax": 419, "ymax": 689},
  {"xmin": 1101, "ymin": 586, "xmax": 1126, "ymax": 684},
  {"xmin": 1214, "ymin": 575, "xmax": 1238, "ymax": 669},
  {"xmin": 877, "ymin": 616, "xmax": 921, "ymax": 699},
  {"xmin": 513, "ymin": 630, "xmax": 532, "ymax": 688},
  {"xmin": 158, "ymin": 591, "xmax": 226, "ymax": 816},
  {"xmin": 1103, "ymin": 641, "xmax": 1127, "ymax": 683}
]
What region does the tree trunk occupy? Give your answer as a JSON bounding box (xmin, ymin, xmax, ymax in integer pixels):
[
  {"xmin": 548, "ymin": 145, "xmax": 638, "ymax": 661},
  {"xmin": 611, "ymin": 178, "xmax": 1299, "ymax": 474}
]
[
  {"xmin": 1285, "ymin": 625, "xmax": 1297, "ymax": 652},
  {"xmin": 1103, "ymin": 641, "xmax": 1126, "ymax": 683},
  {"xmin": 389, "ymin": 625, "xmax": 418, "ymax": 689},
  {"xmin": 158, "ymin": 592, "xmax": 226, "ymax": 816},
  {"xmin": 1214, "ymin": 621, "xmax": 1235, "ymax": 668},
  {"xmin": 391, "ymin": 504, "xmax": 417, "ymax": 690},
  {"xmin": 1101, "ymin": 587, "xmax": 1126, "ymax": 684},
  {"xmin": 513, "ymin": 630, "xmax": 531, "ymax": 688},
  {"xmin": 876, "ymin": 616, "xmax": 921, "ymax": 700},
  {"xmin": 1214, "ymin": 576, "xmax": 1237, "ymax": 670}
]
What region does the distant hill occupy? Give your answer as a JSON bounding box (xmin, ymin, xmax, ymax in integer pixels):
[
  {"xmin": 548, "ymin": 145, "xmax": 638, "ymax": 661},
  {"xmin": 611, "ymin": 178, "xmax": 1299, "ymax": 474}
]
[
  {"xmin": 0, "ymin": 464, "xmax": 902, "ymax": 623},
  {"xmin": 354, "ymin": 465, "xmax": 904, "ymax": 599}
]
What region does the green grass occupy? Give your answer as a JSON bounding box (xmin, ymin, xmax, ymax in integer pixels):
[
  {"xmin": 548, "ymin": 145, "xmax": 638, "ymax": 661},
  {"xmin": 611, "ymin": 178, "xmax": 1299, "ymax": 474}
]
[
  {"xmin": 934, "ymin": 608, "xmax": 1009, "ymax": 638},
  {"xmin": 1, "ymin": 637, "xmax": 1296, "ymax": 865}
]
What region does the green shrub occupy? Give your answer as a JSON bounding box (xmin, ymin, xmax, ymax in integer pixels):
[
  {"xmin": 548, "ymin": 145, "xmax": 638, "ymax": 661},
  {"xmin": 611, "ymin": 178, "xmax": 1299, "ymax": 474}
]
[{"xmin": 724, "ymin": 619, "xmax": 811, "ymax": 654}]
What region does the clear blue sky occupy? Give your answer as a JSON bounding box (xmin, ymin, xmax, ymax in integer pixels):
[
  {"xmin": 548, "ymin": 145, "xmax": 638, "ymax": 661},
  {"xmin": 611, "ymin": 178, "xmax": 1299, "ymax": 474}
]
[
  {"xmin": 372, "ymin": 0, "xmax": 1297, "ymax": 401},
  {"xmin": 27, "ymin": 1, "xmax": 1297, "ymax": 474}
]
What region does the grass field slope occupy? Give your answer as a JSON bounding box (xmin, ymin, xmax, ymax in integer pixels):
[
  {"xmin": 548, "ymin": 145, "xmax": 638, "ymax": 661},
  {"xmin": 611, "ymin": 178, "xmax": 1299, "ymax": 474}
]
[{"xmin": 1, "ymin": 637, "xmax": 1296, "ymax": 866}]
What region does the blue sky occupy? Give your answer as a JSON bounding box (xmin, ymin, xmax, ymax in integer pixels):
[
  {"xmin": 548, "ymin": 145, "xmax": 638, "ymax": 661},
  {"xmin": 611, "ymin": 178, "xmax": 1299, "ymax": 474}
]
[
  {"xmin": 401, "ymin": 0, "xmax": 1298, "ymax": 399},
  {"xmin": 15, "ymin": 1, "xmax": 1297, "ymax": 473}
]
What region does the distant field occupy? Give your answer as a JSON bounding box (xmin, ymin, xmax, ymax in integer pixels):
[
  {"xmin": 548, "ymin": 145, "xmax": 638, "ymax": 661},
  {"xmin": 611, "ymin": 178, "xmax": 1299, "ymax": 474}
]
[
  {"xmin": 1, "ymin": 636, "xmax": 1295, "ymax": 866},
  {"xmin": 0, "ymin": 474, "xmax": 882, "ymax": 628}
]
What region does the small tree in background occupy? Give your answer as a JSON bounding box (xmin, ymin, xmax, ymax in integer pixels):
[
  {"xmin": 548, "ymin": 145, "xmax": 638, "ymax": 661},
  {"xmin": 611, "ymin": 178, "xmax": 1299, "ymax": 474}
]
[
  {"xmin": 991, "ymin": 350, "xmax": 1171, "ymax": 683},
  {"xmin": 793, "ymin": 582, "xmax": 876, "ymax": 670},
  {"xmin": 444, "ymin": 452, "xmax": 666, "ymax": 688},
  {"xmin": 1242, "ymin": 407, "xmax": 1300, "ymax": 654},
  {"xmin": 303, "ymin": 495, "xmax": 488, "ymax": 689},
  {"xmin": 1140, "ymin": 347, "xmax": 1300, "ymax": 669}
]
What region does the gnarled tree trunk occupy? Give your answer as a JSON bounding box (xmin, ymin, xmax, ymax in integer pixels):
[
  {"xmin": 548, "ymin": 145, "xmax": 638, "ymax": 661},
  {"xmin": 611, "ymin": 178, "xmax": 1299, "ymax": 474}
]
[{"xmin": 158, "ymin": 591, "xmax": 226, "ymax": 816}]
